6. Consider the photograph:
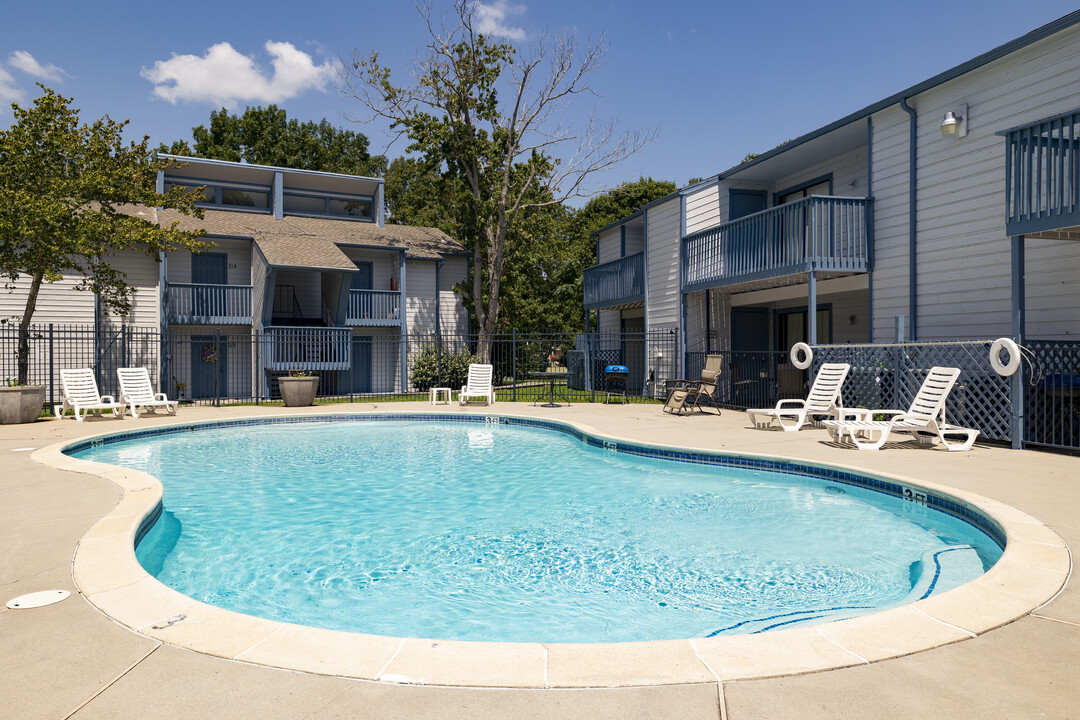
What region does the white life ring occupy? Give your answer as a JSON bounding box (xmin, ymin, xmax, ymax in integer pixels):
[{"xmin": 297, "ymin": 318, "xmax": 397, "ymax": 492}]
[
  {"xmin": 790, "ymin": 342, "xmax": 813, "ymax": 370},
  {"xmin": 989, "ymin": 338, "xmax": 1021, "ymax": 376}
]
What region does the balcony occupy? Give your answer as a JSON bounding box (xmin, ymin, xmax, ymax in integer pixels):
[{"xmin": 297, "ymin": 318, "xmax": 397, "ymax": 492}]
[
  {"xmin": 346, "ymin": 289, "xmax": 402, "ymax": 326},
  {"xmin": 683, "ymin": 196, "xmax": 871, "ymax": 292},
  {"xmin": 167, "ymin": 283, "xmax": 253, "ymax": 324},
  {"xmin": 262, "ymin": 326, "xmax": 351, "ymax": 371},
  {"xmin": 1000, "ymin": 108, "xmax": 1080, "ymax": 236},
  {"xmin": 583, "ymin": 252, "xmax": 645, "ymax": 310}
]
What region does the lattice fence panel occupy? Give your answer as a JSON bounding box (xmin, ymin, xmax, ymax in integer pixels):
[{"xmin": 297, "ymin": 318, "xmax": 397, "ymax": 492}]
[{"xmin": 812, "ymin": 341, "xmax": 1012, "ymax": 443}]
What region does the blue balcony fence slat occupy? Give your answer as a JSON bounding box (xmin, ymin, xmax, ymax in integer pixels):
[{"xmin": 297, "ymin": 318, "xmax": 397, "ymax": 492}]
[
  {"xmin": 583, "ymin": 252, "xmax": 645, "ymax": 309},
  {"xmin": 1002, "ymin": 109, "xmax": 1080, "ymax": 235},
  {"xmin": 346, "ymin": 289, "xmax": 402, "ymax": 326},
  {"xmin": 167, "ymin": 283, "xmax": 252, "ymax": 324}
]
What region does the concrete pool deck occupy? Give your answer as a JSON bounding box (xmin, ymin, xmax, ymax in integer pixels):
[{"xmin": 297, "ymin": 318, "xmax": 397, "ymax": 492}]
[{"xmin": 2, "ymin": 401, "xmax": 1078, "ymax": 719}]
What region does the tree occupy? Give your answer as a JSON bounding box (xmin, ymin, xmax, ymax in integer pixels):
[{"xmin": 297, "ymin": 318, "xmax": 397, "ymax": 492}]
[
  {"xmin": 161, "ymin": 105, "xmax": 388, "ymax": 177},
  {"xmin": 341, "ymin": 0, "xmax": 656, "ymax": 360},
  {"xmin": 0, "ymin": 87, "xmax": 210, "ymax": 383}
]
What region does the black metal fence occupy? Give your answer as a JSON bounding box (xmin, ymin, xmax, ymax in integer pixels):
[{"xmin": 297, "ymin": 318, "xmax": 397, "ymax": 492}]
[
  {"xmin": 1024, "ymin": 340, "xmax": 1080, "ymax": 451},
  {"xmin": 1, "ymin": 325, "xmax": 680, "ymax": 408}
]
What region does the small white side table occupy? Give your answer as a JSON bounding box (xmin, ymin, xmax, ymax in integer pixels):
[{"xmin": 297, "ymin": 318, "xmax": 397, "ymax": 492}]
[{"xmin": 430, "ymin": 387, "xmax": 452, "ymax": 405}]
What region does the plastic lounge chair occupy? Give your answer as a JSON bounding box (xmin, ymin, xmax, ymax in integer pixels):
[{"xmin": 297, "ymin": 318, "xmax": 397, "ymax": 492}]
[
  {"xmin": 118, "ymin": 367, "xmax": 177, "ymax": 419},
  {"xmin": 664, "ymin": 354, "xmax": 723, "ymax": 415},
  {"xmin": 56, "ymin": 368, "xmax": 126, "ymax": 421},
  {"xmin": 746, "ymin": 363, "xmax": 851, "ymax": 431},
  {"xmin": 459, "ymin": 363, "xmax": 495, "ymax": 406},
  {"xmin": 822, "ymin": 366, "xmax": 980, "ymax": 451}
]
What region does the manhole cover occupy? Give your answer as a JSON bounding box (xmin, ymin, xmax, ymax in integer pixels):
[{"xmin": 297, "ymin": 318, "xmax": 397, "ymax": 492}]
[{"xmin": 6, "ymin": 590, "xmax": 70, "ymax": 609}]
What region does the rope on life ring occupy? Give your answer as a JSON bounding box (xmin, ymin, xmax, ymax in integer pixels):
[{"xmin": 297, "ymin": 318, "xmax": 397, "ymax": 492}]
[
  {"xmin": 790, "ymin": 342, "xmax": 813, "ymax": 370},
  {"xmin": 989, "ymin": 337, "xmax": 1021, "ymax": 376}
]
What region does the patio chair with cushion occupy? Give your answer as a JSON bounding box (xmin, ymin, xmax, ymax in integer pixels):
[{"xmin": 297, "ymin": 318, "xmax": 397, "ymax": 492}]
[
  {"xmin": 118, "ymin": 367, "xmax": 177, "ymax": 419},
  {"xmin": 56, "ymin": 368, "xmax": 126, "ymax": 421},
  {"xmin": 746, "ymin": 363, "xmax": 851, "ymax": 431},
  {"xmin": 460, "ymin": 363, "xmax": 495, "ymax": 406},
  {"xmin": 822, "ymin": 366, "xmax": 980, "ymax": 451},
  {"xmin": 663, "ymin": 354, "xmax": 723, "ymax": 415}
]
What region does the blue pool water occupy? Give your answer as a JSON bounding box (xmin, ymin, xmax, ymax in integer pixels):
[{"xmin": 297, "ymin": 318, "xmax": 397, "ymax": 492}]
[{"xmin": 71, "ymin": 418, "xmax": 1003, "ymax": 643}]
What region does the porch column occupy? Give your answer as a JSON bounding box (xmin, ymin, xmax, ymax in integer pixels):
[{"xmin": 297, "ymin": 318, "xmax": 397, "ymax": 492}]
[
  {"xmin": 1010, "ymin": 235, "xmax": 1025, "ymax": 449},
  {"xmin": 807, "ymin": 270, "xmax": 818, "ymax": 345}
]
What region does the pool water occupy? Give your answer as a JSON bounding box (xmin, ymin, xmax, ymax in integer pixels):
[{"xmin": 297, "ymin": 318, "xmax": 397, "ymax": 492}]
[{"xmin": 72, "ymin": 420, "xmax": 1002, "ymax": 643}]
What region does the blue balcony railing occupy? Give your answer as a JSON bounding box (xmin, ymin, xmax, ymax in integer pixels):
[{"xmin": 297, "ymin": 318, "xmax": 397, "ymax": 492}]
[
  {"xmin": 583, "ymin": 252, "xmax": 645, "ymax": 310},
  {"xmin": 167, "ymin": 283, "xmax": 252, "ymax": 324},
  {"xmin": 346, "ymin": 289, "xmax": 402, "ymax": 326},
  {"xmin": 682, "ymin": 195, "xmax": 871, "ymax": 292},
  {"xmin": 999, "ymin": 108, "xmax": 1080, "ymax": 236},
  {"xmin": 262, "ymin": 326, "xmax": 351, "ymax": 371}
]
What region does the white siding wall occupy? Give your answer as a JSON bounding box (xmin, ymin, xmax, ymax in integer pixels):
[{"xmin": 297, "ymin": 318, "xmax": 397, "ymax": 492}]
[
  {"xmin": 870, "ymin": 105, "xmax": 915, "ymax": 340},
  {"xmin": 624, "ymin": 224, "xmax": 645, "ymax": 256},
  {"xmin": 771, "ymin": 145, "xmax": 868, "ymax": 200},
  {"xmin": 872, "ymin": 25, "xmax": 1080, "ymax": 341},
  {"xmin": 596, "ymin": 227, "xmax": 622, "ymax": 264},
  {"xmin": 340, "ymin": 248, "xmax": 400, "ymax": 292},
  {"xmin": 406, "ymin": 260, "xmax": 437, "ymax": 333},
  {"xmin": 684, "ymin": 183, "xmax": 721, "ymax": 234},
  {"xmin": 438, "ymin": 256, "xmax": 470, "ymax": 336},
  {"xmin": 597, "ymin": 308, "xmax": 621, "ymax": 335},
  {"xmin": 0, "ymin": 272, "xmax": 96, "ymax": 327},
  {"xmin": 165, "ymin": 239, "xmax": 253, "ymax": 285},
  {"xmin": 101, "ymin": 251, "xmax": 161, "ymax": 329},
  {"xmin": 645, "ymin": 198, "xmax": 682, "ymax": 330}
]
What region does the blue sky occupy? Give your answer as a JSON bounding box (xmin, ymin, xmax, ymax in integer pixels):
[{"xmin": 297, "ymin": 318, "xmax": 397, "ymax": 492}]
[{"xmin": 1, "ymin": 1, "xmax": 1077, "ymax": 195}]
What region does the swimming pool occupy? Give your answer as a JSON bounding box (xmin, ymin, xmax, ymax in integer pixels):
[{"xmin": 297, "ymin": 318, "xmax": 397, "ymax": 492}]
[{"xmin": 68, "ymin": 414, "xmax": 1004, "ymax": 643}]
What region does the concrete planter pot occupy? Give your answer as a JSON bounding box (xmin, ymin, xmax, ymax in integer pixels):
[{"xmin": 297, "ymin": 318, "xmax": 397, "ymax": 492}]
[
  {"xmin": 279, "ymin": 376, "xmax": 319, "ymax": 407},
  {"xmin": 0, "ymin": 385, "xmax": 47, "ymax": 424}
]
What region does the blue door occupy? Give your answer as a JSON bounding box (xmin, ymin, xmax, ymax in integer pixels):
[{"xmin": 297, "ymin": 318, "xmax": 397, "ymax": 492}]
[
  {"xmin": 351, "ymin": 335, "xmax": 372, "ymax": 393},
  {"xmin": 731, "ymin": 308, "xmax": 769, "ymax": 405},
  {"xmin": 192, "ymin": 253, "xmax": 228, "ymax": 317},
  {"xmin": 191, "ymin": 335, "xmax": 227, "ymax": 399},
  {"xmin": 351, "ymin": 262, "xmax": 373, "ymax": 290},
  {"xmin": 728, "ymin": 190, "xmax": 767, "ymax": 270}
]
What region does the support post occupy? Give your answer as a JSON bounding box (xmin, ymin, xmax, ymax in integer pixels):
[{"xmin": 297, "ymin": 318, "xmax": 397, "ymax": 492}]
[
  {"xmin": 807, "ymin": 270, "xmax": 818, "ymax": 344},
  {"xmin": 1010, "ymin": 235, "xmax": 1026, "ymax": 449}
]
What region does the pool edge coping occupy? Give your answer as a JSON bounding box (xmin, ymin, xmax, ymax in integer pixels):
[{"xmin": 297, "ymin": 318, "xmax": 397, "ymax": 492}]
[{"xmin": 33, "ymin": 408, "xmax": 1072, "ymax": 689}]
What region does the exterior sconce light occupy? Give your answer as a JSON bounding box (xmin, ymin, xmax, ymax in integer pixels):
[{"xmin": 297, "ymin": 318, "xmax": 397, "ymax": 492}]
[{"xmin": 940, "ymin": 104, "xmax": 968, "ymax": 138}]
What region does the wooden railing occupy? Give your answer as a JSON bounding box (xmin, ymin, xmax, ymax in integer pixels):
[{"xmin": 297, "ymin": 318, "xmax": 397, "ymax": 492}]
[
  {"xmin": 346, "ymin": 289, "xmax": 402, "ymax": 326},
  {"xmin": 1000, "ymin": 108, "xmax": 1080, "ymax": 236},
  {"xmin": 167, "ymin": 283, "xmax": 252, "ymax": 324},
  {"xmin": 682, "ymin": 195, "xmax": 871, "ymax": 291},
  {"xmin": 583, "ymin": 252, "xmax": 645, "ymax": 309},
  {"xmin": 262, "ymin": 326, "xmax": 351, "ymax": 371}
]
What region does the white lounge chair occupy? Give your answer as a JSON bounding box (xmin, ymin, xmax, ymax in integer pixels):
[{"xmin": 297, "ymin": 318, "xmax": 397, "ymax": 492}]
[
  {"xmin": 459, "ymin": 363, "xmax": 495, "ymax": 406},
  {"xmin": 118, "ymin": 367, "xmax": 177, "ymax": 419},
  {"xmin": 822, "ymin": 366, "xmax": 980, "ymax": 451},
  {"xmin": 746, "ymin": 363, "xmax": 851, "ymax": 431},
  {"xmin": 56, "ymin": 368, "xmax": 126, "ymax": 421}
]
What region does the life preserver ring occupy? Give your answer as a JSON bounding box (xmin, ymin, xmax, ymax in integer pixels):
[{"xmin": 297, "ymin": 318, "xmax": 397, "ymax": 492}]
[
  {"xmin": 989, "ymin": 338, "xmax": 1021, "ymax": 376},
  {"xmin": 790, "ymin": 342, "xmax": 813, "ymax": 370}
]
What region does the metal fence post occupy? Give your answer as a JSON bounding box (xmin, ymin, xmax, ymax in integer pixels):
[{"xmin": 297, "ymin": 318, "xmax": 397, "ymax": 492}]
[
  {"xmin": 214, "ymin": 328, "xmax": 221, "ymax": 408},
  {"xmin": 1010, "ymin": 366, "xmax": 1024, "ymax": 449},
  {"xmin": 512, "ymin": 330, "xmax": 517, "ymax": 402},
  {"xmin": 48, "ymin": 324, "xmax": 54, "ymax": 409}
]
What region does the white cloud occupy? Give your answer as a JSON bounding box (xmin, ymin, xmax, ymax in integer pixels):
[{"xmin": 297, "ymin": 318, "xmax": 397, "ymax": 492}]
[
  {"xmin": 475, "ymin": 0, "xmax": 527, "ymax": 41},
  {"xmin": 8, "ymin": 51, "xmax": 69, "ymax": 82},
  {"xmin": 0, "ymin": 66, "xmax": 24, "ymax": 108},
  {"xmin": 141, "ymin": 41, "xmax": 335, "ymax": 107}
]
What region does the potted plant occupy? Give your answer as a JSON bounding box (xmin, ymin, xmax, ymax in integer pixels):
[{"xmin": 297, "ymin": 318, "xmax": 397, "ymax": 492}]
[
  {"xmin": 0, "ymin": 378, "xmax": 47, "ymax": 424},
  {"xmin": 279, "ymin": 370, "xmax": 319, "ymax": 407}
]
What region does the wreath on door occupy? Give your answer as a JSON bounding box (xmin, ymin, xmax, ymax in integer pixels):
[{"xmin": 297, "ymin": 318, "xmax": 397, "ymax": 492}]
[{"xmin": 200, "ymin": 344, "xmax": 220, "ymax": 364}]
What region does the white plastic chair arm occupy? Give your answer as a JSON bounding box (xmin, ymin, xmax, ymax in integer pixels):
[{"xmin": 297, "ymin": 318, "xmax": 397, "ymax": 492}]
[
  {"xmin": 101, "ymin": 395, "xmax": 117, "ymax": 403},
  {"xmin": 773, "ymin": 399, "xmax": 808, "ymax": 410},
  {"xmin": 155, "ymin": 393, "xmax": 169, "ymax": 402}
]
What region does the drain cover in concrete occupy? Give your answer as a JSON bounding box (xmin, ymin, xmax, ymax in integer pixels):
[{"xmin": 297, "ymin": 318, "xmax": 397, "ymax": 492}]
[{"xmin": 6, "ymin": 590, "xmax": 70, "ymax": 609}]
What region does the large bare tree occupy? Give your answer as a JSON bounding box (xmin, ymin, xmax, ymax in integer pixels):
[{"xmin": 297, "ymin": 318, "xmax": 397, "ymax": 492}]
[{"xmin": 340, "ymin": 0, "xmax": 656, "ymax": 360}]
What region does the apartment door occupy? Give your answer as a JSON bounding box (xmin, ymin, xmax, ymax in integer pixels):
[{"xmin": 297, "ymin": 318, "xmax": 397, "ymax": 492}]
[
  {"xmin": 191, "ymin": 334, "xmax": 227, "ymax": 399},
  {"xmin": 192, "ymin": 253, "xmax": 227, "ymax": 317},
  {"xmin": 776, "ymin": 307, "xmax": 831, "ymax": 397},
  {"xmin": 350, "ymin": 262, "xmax": 373, "ymax": 290},
  {"xmin": 731, "ymin": 307, "xmax": 769, "ymax": 403},
  {"xmin": 351, "ymin": 335, "xmax": 372, "ymax": 393}
]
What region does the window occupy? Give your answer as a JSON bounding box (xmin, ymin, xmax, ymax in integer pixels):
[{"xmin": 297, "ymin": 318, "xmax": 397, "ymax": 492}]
[
  {"xmin": 778, "ymin": 179, "xmax": 831, "ymax": 206},
  {"xmin": 164, "ymin": 182, "xmax": 215, "ymax": 203},
  {"xmin": 164, "ymin": 180, "xmax": 270, "ymax": 212},
  {"xmin": 282, "ymin": 191, "xmax": 374, "ymax": 220}
]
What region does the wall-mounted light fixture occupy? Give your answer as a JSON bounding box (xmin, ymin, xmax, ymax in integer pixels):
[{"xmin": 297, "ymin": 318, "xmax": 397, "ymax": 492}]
[{"xmin": 940, "ymin": 103, "xmax": 968, "ymax": 138}]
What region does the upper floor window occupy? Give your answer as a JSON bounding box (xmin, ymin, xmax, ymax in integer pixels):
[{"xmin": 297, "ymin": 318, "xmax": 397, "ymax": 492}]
[
  {"xmin": 283, "ymin": 192, "xmax": 373, "ymax": 220},
  {"xmin": 164, "ymin": 181, "xmax": 270, "ymax": 211}
]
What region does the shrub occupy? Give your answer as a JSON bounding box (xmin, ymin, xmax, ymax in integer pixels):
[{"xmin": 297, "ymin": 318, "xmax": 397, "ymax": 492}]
[{"xmin": 411, "ymin": 345, "xmax": 475, "ymax": 391}]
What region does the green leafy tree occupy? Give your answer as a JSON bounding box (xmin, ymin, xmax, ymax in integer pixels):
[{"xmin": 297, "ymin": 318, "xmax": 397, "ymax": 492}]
[
  {"xmin": 0, "ymin": 86, "xmax": 210, "ymax": 383},
  {"xmin": 162, "ymin": 105, "xmax": 387, "ymax": 177},
  {"xmin": 342, "ymin": 0, "xmax": 656, "ymax": 361}
]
